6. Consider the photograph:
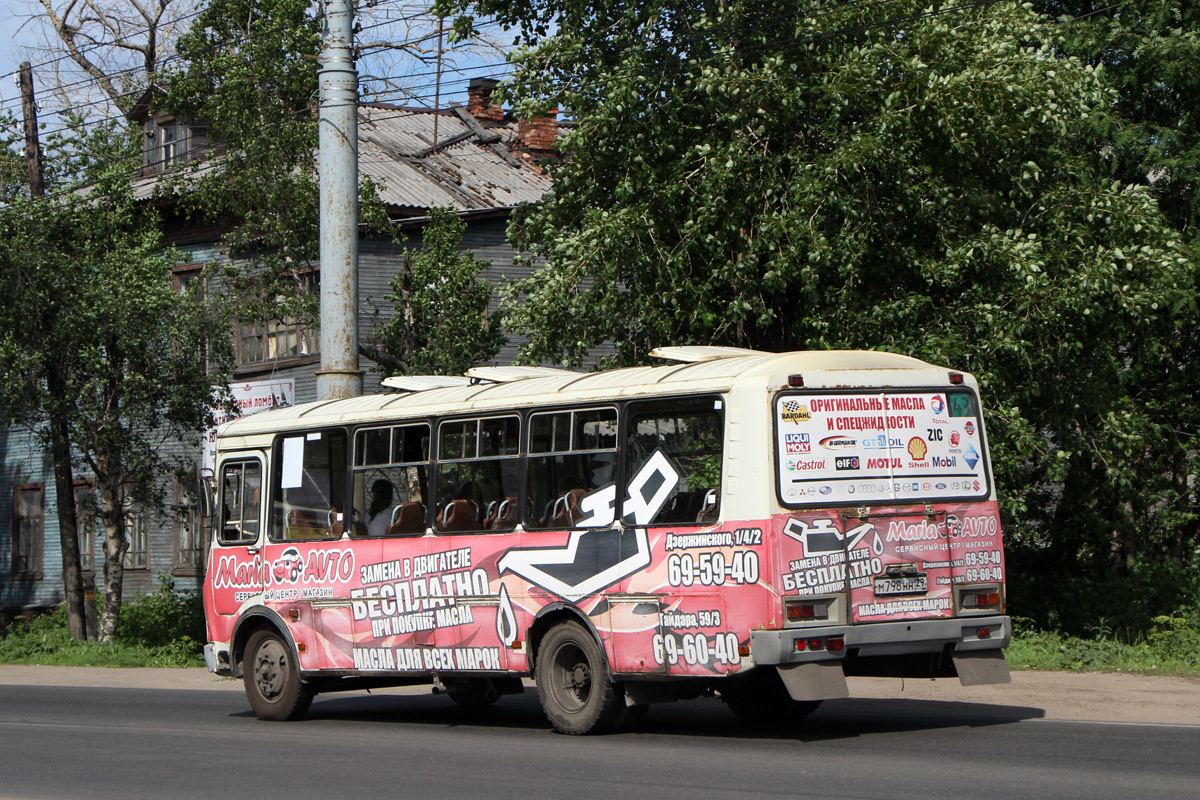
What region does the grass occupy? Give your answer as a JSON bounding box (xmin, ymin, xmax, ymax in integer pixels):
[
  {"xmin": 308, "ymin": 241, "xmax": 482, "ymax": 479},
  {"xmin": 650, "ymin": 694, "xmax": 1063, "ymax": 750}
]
[
  {"xmin": 0, "ymin": 577, "xmax": 205, "ymax": 668},
  {"xmin": 4, "ymin": 589, "xmax": 1200, "ymax": 676},
  {"xmin": 1004, "ymin": 615, "xmax": 1200, "ymax": 677}
]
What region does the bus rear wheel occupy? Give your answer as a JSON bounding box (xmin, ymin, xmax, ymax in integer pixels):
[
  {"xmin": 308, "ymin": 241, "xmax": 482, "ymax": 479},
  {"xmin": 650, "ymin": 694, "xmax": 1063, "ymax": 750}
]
[
  {"xmin": 536, "ymin": 621, "xmax": 623, "ymax": 735},
  {"xmin": 720, "ymin": 669, "xmax": 821, "ymax": 724},
  {"xmin": 243, "ymin": 629, "xmax": 313, "ymax": 721}
]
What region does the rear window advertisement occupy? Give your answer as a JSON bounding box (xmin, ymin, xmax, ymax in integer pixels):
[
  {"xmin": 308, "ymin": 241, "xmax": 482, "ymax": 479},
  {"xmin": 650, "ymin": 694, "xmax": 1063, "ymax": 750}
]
[{"xmin": 776, "ymin": 391, "xmax": 988, "ymax": 506}]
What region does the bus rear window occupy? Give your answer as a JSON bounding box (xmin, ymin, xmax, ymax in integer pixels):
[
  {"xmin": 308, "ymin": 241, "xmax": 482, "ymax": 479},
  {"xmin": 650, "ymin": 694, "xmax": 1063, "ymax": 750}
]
[{"xmin": 775, "ymin": 389, "xmax": 988, "ymax": 506}]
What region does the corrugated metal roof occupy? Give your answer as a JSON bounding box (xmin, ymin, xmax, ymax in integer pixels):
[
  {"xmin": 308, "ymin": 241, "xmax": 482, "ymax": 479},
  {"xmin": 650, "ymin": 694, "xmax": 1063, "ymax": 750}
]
[
  {"xmin": 358, "ymin": 105, "xmax": 553, "ymax": 212},
  {"xmin": 218, "ymin": 350, "xmax": 954, "ymax": 440},
  {"xmin": 130, "ymin": 104, "xmax": 555, "ymax": 212}
]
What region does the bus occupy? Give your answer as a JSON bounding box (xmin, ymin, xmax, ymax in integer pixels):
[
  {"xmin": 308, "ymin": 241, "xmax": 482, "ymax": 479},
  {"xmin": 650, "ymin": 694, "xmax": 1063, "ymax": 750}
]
[{"xmin": 202, "ymin": 347, "xmax": 1010, "ymax": 733}]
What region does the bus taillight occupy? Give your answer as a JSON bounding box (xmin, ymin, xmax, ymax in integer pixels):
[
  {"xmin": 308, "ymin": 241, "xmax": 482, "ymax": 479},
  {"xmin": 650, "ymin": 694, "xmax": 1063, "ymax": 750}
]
[
  {"xmin": 961, "ymin": 591, "xmax": 1001, "ymax": 609},
  {"xmin": 785, "ymin": 599, "xmax": 830, "ymax": 622}
]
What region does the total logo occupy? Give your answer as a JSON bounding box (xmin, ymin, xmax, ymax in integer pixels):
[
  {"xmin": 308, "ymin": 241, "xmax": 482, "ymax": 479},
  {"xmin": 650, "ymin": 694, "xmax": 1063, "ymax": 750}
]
[{"xmin": 930, "ymin": 395, "xmax": 945, "ymax": 415}]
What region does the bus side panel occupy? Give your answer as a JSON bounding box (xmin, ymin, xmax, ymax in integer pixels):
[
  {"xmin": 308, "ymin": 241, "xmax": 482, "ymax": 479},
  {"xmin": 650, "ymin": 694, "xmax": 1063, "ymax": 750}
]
[
  {"xmin": 946, "ymin": 500, "xmax": 1005, "ymax": 590},
  {"xmin": 603, "ymin": 518, "xmax": 775, "ymax": 678}
]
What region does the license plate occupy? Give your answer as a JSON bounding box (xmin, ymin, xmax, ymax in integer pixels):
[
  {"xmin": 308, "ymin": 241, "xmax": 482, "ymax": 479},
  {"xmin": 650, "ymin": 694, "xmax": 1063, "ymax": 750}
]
[{"xmin": 874, "ymin": 574, "xmax": 928, "ymax": 596}]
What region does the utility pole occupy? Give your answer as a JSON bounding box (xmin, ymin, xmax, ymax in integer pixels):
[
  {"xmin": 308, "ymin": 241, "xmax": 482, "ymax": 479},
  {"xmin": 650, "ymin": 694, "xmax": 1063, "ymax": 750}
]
[
  {"xmin": 316, "ymin": 0, "xmax": 363, "ymax": 400},
  {"xmin": 19, "ymin": 62, "xmax": 44, "ymax": 198},
  {"xmin": 20, "ymin": 61, "xmax": 89, "ymax": 640}
]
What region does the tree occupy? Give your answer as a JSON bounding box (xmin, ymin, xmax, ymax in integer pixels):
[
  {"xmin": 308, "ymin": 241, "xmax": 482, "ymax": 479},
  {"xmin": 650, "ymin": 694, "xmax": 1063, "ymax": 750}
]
[
  {"xmin": 165, "ymin": 0, "xmax": 324, "ymax": 327},
  {"xmin": 0, "ymin": 121, "xmax": 234, "ymax": 642},
  {"xmin": 371, "ymin": 208, "xmax": 506, "ymax": 376},
  {"xmin": 1034, "ymin": 1, "xmax": 1200, "ymax": 240},
  {"xmin": 446, "ymin": 0, "xmax": 1199, "ymax": 629},
  {"xmin": 17, "ymin": 0, "xmax": 200, "ymax": 113}
]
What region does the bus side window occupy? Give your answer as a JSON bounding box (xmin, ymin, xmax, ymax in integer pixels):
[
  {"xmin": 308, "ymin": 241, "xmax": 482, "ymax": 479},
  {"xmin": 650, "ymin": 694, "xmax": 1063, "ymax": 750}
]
[
  {"xmin": 271, "ymin": 430, "xmax": 348, "ymax": 541},
  {"xmin": 527, "ymin": 408, "xmax": 618, "ymax": 530},
  {"xmin": 352, "ymin": 423, "xmax": 431, "ymax": 537},
  {"xmin": 625, "ymin": 398, "xmax": 724, "ymax": 526},
  {"xmin": 434, "ymin": 416, "xmax": 521, "ymax": 534},
  {"xmin": 219, "ymin": 461, "xmax": 261, "ymax": 546}
]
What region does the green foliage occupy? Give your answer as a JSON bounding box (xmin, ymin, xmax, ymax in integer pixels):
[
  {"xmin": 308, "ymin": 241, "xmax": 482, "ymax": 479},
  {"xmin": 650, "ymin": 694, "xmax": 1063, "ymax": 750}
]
[
  {"xmin": 1035, "ymin": 1, "xmax": 1200, "ymax": 239},
  {"xmin": 166, "ymin": 0, "xmax": 323, "ymax": 325},
  {"xmin": 0, "ymin": 585, "xmax": 205, "ymax": 668},
  {"xmin": 376, "ymin": 208, "xmax": 506, "ymax": 375},
  {"xmin": 116, "ymin": 577, "xmax": 206, "ymax": 650},
  {"xmin": 1006, "ymin": 615, "xmax": 1200, "ymax": 676},
  {"xmin": 445, "ymin": 0, "xmax": 1200, "ymax": 630}
]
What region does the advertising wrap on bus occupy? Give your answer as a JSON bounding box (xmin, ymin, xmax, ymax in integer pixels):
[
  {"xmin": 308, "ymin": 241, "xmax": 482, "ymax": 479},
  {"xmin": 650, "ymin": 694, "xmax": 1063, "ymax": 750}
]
[
  {"xmin": 773, "ymin": 389, "xmax": 1003, "ymax": 623},
  {"xmin": 204, "ymin": 349, "xmax": 1011, "ymax": 734},
  {"xmin": 775, "ymin": 390, "xmax": 989, "ymax": 505}
]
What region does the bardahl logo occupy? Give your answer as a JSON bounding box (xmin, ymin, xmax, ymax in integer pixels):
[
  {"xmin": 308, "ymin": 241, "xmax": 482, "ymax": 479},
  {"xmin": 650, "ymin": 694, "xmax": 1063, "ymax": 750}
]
[{"xmin": 781, "ymin": 400, "xmax": 811, "ymax": 423}]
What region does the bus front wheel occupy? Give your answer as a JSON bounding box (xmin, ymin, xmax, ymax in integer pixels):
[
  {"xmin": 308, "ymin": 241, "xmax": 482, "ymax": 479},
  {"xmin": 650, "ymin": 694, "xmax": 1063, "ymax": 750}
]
[
  {"xmin": 243, "ymin": 629, "xmax": 313, "ymax": 721},
  {"xmin": 536, "ymin": 621, "xmax": 623, "ymax": 735}
]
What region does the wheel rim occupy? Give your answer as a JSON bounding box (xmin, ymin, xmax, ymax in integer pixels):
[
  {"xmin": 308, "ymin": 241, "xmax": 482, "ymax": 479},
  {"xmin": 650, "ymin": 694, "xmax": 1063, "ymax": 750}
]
[
  {"xmin": 550, "ymin": 642, "xmax": 591, "ymax": 713},
  {"xmin": 253, "ymin": 639, "xmax": 288, "ymax": 702}
]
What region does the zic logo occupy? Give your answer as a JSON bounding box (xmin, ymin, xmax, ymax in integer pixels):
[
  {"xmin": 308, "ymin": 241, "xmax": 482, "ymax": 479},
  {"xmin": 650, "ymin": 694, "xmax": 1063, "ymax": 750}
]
[{"xmin": 781, "ymin": 400, "xmax": 811, "ymax": 423}]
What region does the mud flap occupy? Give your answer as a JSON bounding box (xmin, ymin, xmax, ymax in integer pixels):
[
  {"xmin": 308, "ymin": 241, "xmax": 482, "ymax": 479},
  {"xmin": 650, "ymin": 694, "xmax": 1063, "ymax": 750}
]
[
  {"xmin": 776, "ymin": 661, "xmax": 850, "ymax": 702},
  {"xmin": 952, "ymin": 649, "xmax": 1012, "ymax": 686}
]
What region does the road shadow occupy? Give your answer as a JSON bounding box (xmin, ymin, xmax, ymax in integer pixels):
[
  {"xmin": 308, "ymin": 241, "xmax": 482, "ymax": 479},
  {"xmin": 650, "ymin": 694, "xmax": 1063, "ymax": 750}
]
[{"xmin": 254, "ymin": 688, "xmax": 1045, "ymax": 742}]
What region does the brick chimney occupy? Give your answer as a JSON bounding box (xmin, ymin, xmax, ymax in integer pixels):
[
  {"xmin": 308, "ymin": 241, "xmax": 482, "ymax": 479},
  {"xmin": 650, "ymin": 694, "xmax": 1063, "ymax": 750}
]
[
  {"xmin": 516, "ymin": 109, "xmax": 559, "ymax": 161},
  {"xmin": 466, "ymin": 77, "xmax": 504, "ymax": 123}
]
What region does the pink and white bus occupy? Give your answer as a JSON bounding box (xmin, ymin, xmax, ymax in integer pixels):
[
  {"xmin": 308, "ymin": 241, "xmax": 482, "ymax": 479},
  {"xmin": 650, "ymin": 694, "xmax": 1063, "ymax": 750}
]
[{"xmin": 202, "ymin": 347, "xmax": 1010, "ymax": 733}]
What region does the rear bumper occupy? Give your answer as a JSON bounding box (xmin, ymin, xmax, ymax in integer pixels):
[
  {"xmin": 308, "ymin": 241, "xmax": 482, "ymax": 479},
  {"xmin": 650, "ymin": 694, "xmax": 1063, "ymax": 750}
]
[{"xmin": 750, "ymin": 615, "xmax": 1010, "ymax": 665}]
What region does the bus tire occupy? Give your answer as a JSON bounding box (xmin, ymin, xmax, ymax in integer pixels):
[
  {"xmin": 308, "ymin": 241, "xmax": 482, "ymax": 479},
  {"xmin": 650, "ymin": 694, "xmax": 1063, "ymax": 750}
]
[
  {"xmin": 535, "ymin": 621, "xmax": 623, "ymax": 735},
  {"xmin": 243, "ymin": 629, "xmax": 313, "ymax": 721},
  {"xmin": 720, "ymin": 669, "xmax": 821, "ymax": 724}
]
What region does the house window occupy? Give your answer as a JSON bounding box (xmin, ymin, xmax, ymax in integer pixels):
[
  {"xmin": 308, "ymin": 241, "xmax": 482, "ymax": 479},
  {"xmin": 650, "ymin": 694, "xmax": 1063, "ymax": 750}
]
[
  {"xmin": 12, "ymin": 484, "xmax": 43, "ymax": 579},
  {"xmin": 235, "ymin": 272, "xmax": 320, "ymax": 370},
  {"xmin": 124, "ymin": 510, "xmax": 149, "ymax": 570},
  {"xmin": 173, "ymin": 263, "xmax": 204, "ymax": 295},
  {"xmin": 173, "ymin": 479, "xmax": 206, "ymax": 573},
  {"xmin": 75, "ymin": 481, "xmax": 96, "ymax": 575}
]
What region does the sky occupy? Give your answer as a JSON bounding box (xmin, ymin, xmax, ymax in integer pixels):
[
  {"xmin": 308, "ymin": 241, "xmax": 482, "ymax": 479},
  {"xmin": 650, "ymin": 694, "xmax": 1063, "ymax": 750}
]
[
  {"xmin": 1, "ymin": 0, "xmax": 30, "ymax": 114},
  {"xmin": 0, "ymin": 1, "xmax": 515, "ymax": 131}
]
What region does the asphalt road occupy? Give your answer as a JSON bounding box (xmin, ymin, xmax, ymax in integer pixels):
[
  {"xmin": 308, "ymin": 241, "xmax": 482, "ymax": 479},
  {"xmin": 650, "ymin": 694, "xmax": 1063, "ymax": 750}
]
[{"xmin": 2, "ymin": 679, "xmax": 1198, "ymax": 800}]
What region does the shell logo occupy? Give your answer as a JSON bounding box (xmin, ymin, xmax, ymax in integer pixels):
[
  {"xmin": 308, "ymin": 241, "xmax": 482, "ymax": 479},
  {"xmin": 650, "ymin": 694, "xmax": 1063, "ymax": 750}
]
[{"xmin": 907, "ymin": 437, "xmax": 928, "ymax": 460}]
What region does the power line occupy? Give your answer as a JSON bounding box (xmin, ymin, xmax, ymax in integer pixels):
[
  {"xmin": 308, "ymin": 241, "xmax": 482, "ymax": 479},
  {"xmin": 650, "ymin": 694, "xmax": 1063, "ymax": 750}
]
[{"xmin": 2, "ymin": 0, "xmax": 1126, "ymax": 219}]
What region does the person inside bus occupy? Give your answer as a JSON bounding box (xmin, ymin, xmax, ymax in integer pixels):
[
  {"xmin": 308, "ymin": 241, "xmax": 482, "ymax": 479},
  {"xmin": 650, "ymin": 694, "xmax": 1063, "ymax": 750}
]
[{"xmin": 365, "ymin": 478, "xmax": 394, "ymax": 537}]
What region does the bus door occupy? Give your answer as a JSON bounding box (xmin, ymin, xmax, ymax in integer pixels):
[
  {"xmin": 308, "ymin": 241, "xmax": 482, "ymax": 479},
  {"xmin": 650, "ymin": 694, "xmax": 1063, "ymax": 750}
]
[
  {"xmin": 774, "ymin": 388, "xmax": 991, "ymax": 625},
  {"xmin": 206, "ymin": 456, "xmax": 266, "ymax": 634},
  {"xmin": 842, "ymin": 506, "xmax": 954, "ymax": 624}
]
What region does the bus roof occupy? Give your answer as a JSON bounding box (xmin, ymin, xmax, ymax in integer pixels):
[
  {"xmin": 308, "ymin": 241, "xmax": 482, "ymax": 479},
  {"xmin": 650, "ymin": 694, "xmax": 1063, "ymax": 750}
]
[{"xmin": 216, "ymin": 349, "xmax": 960, "ymax": 440}]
